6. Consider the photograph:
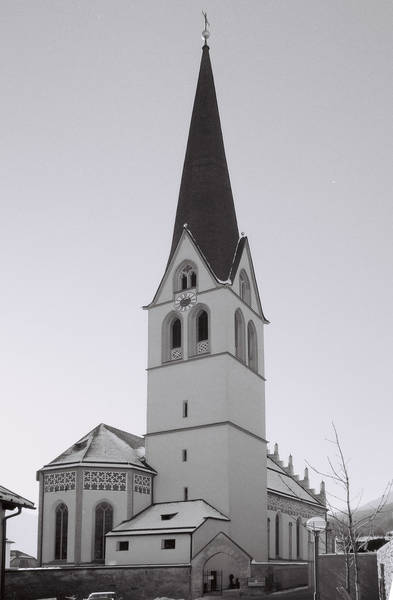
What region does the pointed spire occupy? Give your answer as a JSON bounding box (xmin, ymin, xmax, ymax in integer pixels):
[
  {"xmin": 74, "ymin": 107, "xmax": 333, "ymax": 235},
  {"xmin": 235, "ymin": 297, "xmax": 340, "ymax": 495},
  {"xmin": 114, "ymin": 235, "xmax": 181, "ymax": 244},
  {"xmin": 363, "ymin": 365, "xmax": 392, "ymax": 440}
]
[
  {"xmin": 287, "ymin": 454, "xmax": 294, "ymax": 475},
  {"xmin": 168, "ymin": 43, "xmax": 239, "ymax": 280}
]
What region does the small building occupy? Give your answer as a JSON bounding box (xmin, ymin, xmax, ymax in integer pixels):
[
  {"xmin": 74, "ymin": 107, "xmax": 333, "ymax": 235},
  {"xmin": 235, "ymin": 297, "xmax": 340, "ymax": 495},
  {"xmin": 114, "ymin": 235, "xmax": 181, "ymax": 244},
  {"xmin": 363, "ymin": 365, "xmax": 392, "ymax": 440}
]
[
  {"xmin": 36, "ymin": 423, "xmax": 156, "ymax": 565},
  {"xmin": 9, "ymin": 550, "xmax": 39, "ymax": 569},
  {"xmin": 0, "ymin": 485, "xmax": 35, "ymax": 599}
]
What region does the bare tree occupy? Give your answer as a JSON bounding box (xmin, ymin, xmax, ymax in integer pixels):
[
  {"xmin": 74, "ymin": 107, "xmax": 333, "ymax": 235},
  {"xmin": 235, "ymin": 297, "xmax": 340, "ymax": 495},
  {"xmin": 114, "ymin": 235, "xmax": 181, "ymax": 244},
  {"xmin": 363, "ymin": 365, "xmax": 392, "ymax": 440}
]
[{"xmin": 308, "ymin": 423, "xmax": 392, "ymax": 600}]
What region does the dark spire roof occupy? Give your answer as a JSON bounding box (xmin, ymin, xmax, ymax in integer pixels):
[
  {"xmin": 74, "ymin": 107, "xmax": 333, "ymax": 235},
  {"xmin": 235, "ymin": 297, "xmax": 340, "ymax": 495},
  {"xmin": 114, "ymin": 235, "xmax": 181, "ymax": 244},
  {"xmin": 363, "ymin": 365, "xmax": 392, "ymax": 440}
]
[{"xmin": 168, "ymin": 44, "xmax": 239, "ymax": 281}]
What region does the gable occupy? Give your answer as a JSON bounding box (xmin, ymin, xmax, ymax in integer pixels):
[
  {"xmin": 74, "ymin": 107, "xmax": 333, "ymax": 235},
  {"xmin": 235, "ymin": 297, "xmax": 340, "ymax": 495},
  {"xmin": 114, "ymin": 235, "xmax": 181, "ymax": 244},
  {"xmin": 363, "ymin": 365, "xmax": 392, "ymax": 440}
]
[
  {"xmin": 148, "ymin": 229, "xmax": 218, "ymax": 306},
  {"xmin": 231, "ymin": 239, "xmax": 267, "ymax": 321}
]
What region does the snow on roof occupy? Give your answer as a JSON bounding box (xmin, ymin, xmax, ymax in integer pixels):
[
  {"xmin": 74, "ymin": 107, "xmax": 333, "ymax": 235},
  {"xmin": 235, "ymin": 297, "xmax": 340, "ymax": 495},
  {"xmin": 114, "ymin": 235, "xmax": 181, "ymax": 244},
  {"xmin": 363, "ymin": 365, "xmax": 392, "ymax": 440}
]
[
  {"xmin": 0, "ymin": 485, "xmax": 35, "ymax": 510},
  {"xmin": 267, "ymin": 457, "xmax": 323, "ymax": 505},
  {"xmin": 108, "ymin": 499, "xmax": 229, "ymax": 535},
  {"xmin": 42, "ymin": 423, "xmax": 155, "ymax": 472}
]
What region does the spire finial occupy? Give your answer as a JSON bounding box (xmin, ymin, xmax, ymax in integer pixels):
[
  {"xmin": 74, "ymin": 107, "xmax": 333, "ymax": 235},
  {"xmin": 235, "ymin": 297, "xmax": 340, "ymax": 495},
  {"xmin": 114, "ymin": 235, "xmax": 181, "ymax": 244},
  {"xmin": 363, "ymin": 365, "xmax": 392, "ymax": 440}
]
[{"xmin": 202, "ymin": 11, "xmax": 210, "ymax": 46}]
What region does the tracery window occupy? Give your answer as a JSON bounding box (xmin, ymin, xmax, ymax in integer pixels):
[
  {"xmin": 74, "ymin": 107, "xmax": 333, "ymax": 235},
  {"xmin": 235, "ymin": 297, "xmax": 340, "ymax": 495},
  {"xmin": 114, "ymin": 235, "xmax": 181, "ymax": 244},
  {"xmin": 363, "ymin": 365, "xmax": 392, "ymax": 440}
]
[
  {"xmin": 234, "ymin": 309, "xmax": 246, "ymax": 362},
  {"xmin": 94, "ymin": 502, "xmax": 113, "ymax": 561},
  {"xmin": 45, "ymin": 471, "xmax": 75, "ymax": 493},
  {"xmin": 83, "ymin": 471, "xmax": 126, "ymax": 491},
  {"xmin": 177, "ymin": 263, "xmax": 197, "ymax": 291},
  {"xmin": 134, "ymin": 473, "xmax": 151, "ymax": 494},
  {"xmin": 247, "ymin": 320, "xmax": 258, "ymax": 372},
  {"xmin": 239, "ymin": 270, "xmax": 251, "ymax": 306},
  {"xmin": 55, "ymin": 503, "xmax": 68, "ymax": 560}
]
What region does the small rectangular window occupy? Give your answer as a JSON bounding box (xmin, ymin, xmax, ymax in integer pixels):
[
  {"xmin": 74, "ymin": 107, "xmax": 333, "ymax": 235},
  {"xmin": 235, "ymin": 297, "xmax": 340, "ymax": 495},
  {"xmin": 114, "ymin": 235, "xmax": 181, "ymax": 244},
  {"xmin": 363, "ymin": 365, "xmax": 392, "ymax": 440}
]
[
  {"xmin": 161, "ymin": 539, "xmax": 176, "ymax": 550},
  {"xmin": 117, "ymin": 541, "xmax": 129, "ymax": 551},
  {"xmin": 183, "ymin": 400, "xmax": 188, "ymax": 418},
  {"xmin": 184, "ymin": 486, "xmax": 188, "ymax": 501},
  {"xmin": 182, "ymin": 449, "xmax": 187, "ymax": 462}
]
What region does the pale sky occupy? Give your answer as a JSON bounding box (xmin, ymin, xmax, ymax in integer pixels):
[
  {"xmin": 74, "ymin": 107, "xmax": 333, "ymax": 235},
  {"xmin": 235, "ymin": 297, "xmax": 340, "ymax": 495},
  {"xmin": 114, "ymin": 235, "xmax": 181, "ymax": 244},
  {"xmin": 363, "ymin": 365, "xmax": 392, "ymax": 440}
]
[{"xmin": 1, "ymin": 0, "xmax": 392, "ymax": 555}]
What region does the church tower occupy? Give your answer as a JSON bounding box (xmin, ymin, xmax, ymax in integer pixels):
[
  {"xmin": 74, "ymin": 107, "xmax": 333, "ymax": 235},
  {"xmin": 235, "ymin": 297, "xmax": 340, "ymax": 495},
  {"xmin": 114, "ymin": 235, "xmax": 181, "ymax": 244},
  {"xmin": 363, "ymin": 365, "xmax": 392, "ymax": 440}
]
[{"xmin": 144, "ymin": 40, "xmax": 268, "ymax": 561}]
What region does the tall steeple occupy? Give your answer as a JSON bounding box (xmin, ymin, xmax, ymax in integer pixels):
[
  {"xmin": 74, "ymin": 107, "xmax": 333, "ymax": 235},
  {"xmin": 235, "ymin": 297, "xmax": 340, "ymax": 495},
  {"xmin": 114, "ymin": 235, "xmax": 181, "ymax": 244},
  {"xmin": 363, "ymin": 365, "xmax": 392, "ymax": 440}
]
[{"xmin": 168, "ymin": 42, "xmax": 239, "ymax": 281}]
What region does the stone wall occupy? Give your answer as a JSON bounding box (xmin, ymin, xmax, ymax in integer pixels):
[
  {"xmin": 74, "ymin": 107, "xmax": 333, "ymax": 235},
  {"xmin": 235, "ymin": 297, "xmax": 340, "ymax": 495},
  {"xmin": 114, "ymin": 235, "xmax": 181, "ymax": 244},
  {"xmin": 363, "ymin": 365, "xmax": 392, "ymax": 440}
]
[
  {"xmin": 250, "ymin": 562, "xmax": 309, "ymax": 592},
  {"xmin": 5, "ymin": 565, "xmax": 190, "ymax": 600},
  {"xmin": 378, "ymin": 539, "xmax": 393, "ymax": 599},
  {"xmin": 318, "ymin": 553, "xmax": 378, "ymax": 600}
]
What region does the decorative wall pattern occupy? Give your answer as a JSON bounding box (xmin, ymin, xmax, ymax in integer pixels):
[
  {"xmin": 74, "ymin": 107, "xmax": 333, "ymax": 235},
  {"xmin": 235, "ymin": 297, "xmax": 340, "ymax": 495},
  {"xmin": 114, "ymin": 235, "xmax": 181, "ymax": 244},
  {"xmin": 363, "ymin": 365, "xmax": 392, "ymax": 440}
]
[
  {"xmin": 134, "ymin": 473, "xmax": 151, "ymax": 494},
  {"xmin": 268, "ymin": 492, "xmax": 326, "ymax": 519},
  {"xmin": 83, "ymin": 470, "xmax": 126, "ymax": 491},
  {"xmin": 44, "ymin": 471, "xmax": 76, "ymax": 493}
]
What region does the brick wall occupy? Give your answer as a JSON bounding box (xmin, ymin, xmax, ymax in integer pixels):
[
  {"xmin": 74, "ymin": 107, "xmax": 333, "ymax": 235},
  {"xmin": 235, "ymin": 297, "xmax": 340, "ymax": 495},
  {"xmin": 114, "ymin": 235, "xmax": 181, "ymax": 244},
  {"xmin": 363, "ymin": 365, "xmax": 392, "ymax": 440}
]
[
  {"xmin": 5, "ymin": 565, "xmax": 191, "ymax": 600},
  {"xmin": 378, "ymin": 539, "xmax": 393, "ymax": 599}
]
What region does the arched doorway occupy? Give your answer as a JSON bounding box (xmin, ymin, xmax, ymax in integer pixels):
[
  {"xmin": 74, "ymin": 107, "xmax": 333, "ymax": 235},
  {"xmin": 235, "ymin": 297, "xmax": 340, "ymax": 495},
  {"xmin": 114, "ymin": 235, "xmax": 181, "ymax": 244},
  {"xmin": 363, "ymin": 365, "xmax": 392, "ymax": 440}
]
[{"xmin": 203, "ymin": 553, "xmax": 242, "ymax": 593}]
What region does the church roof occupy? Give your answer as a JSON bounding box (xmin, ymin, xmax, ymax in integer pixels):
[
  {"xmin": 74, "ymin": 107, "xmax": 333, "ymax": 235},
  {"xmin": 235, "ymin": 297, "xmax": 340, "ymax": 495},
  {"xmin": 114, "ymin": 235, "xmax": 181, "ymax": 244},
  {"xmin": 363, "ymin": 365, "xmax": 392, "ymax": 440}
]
[
  {"xmin": 42, "ymin": 423, "xmax": 155, "ymax": 472},
  {"xmin": 168, "ymin": 44, "xmax": 239, "ymax": 281},
  {"xmin": 267, "ymin": 456, "xmax": 325, "ymax": 508},
  {"xmin": 107, "ymin": 499, "xmax": 230, "ymax": 536}
]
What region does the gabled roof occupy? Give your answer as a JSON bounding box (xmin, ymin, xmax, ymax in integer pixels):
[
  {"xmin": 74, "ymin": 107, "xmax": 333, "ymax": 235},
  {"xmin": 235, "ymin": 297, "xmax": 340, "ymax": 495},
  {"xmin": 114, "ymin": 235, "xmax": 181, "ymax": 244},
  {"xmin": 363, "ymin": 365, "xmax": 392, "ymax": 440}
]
[
  {"xmin": 41, "ymin": 423, "xmax": 155, "ymax": 473},
  {"xmin": 107, "ymin": 499, "xmax": 230, "ymax": 536},
  {"xmin": 0, "ymin": 485, "xmax": 35, "ymax": 510},
  {"xmin": 267, "ymin": 456, "xmax": 324, "ymax": 507},
  {"xmin": 168, "ymin": 44, "xmax": 239, "ymax": 281}
]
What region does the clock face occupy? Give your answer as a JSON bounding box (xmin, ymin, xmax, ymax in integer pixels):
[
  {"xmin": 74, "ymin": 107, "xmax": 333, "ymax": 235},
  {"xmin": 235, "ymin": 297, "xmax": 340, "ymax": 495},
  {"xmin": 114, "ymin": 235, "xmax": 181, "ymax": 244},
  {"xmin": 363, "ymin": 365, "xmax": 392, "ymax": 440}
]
[{"xmin": 174, "ymin": 291, "xmax": 197, "ymax": 312}]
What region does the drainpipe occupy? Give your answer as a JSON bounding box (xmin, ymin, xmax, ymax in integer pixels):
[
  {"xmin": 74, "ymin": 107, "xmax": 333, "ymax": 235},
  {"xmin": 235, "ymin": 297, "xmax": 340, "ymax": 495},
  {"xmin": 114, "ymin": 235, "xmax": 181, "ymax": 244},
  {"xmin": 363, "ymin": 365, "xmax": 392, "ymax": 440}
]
[{"xmin": 1, "ymin": 508, "xmax": 22, "ymax": 600}]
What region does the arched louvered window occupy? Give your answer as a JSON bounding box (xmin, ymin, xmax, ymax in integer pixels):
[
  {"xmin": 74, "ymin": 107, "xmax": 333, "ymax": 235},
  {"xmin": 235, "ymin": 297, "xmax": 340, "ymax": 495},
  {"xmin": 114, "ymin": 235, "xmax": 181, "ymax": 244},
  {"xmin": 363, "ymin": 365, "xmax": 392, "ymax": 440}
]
[
  {"xmin": 296, "ymin": 517, "xmax": 301, "ymax": 559},
  {"xmin": 94, "ymin": 502, "xmax": 113, "ymax": 562},
  {"xmin": 275, "ymin": 513, "xmax": 280, "ymax": 559},
  {"xmin": 189, "ymin": 305, "xmax": 210, "ymax": 356},
  {"xmin": 162, "ymin": 312, "xmax": 183, "ymax": 362},
  {"xmin": 55, "ymin": 503, "xmax": 68, "ymax": 560},
  {"xmin": 171, "ymin": 318, "xmax": 181, "ymax": 350},
  {"xmin": 247, "ymin": 320, "xmax": 258, "ymax": 372},
  {"xmin": 197, "ymin": 310, "xmax": 208, "ymax": 343},
  {"xmin": 289, "ymin": 522, "xmax": 293, "ymax": 559},
  {"xmin": 239, "ymin": 270, "xmax": 251, "ymax": 306},
  {"xmin": 177, "ymin": 263, "xmax": 197, "ymax": 291},
  {"xmin": 234, "ymin": 309, "xmax": 246, "ymax": 362}
]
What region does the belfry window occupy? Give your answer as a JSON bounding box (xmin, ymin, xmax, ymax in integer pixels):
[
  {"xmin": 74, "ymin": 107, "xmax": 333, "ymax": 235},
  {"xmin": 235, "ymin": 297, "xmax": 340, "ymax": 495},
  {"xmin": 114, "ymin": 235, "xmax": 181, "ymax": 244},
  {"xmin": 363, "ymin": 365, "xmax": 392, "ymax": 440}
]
[
  {"xmin": 55, "ymin": 503, "xmax": 68, "ymax": 560},
  {"xmin": 247, "ymin": 320, "xmax": 258, "ymax": 372},
  {"xmin": 197, "ymin": 310, "xmax": 208, "ymax": 342},
  {"xmin": 177, "ymin": 263, "xmax": 197, "ymax": 291},
  {"xmin": 239, "ymin": 270, "xmax": 251, "ymax": 306},
  {"xmin": 234, "ymin": 309, "xmax": 246, "ymax": 362},
  {"xmin": 163, "ymin": 313, "xmax": 183, "ymax": 362},
  {"xmin": 94, "ymin": 502, "xmax": 113, "ymax": 562},
  {"xmin": 171, "ymin": 318, "xmax": 181, "ymax": 351},
  {"xmin": 188, "ymin": 305, "xmax": 210, "ymax": 356}
]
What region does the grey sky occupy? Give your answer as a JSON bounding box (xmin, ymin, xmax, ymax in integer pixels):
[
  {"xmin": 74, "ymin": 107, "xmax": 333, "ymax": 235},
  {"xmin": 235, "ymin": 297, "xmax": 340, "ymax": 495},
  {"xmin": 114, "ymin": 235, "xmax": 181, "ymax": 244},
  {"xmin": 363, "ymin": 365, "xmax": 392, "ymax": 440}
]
[{"xmin": 1, "ymin": 0, "xmax": 392, "ymax": 555}]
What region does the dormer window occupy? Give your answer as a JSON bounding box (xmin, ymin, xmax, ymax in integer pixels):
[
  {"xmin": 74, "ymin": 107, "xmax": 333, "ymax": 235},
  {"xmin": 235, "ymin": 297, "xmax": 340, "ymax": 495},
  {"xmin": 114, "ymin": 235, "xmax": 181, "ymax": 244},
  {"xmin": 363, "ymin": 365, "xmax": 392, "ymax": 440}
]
[
  {"xmin": 176, "ymin": 263, "xmax": 197, "ymax": 291},
  {"xmin": 239, "ymin": 270, "xmax": 251, "ymax": 306},
  {"xmin": 161, "ymin": 513, "xmax": 178, "ymax": 521}
]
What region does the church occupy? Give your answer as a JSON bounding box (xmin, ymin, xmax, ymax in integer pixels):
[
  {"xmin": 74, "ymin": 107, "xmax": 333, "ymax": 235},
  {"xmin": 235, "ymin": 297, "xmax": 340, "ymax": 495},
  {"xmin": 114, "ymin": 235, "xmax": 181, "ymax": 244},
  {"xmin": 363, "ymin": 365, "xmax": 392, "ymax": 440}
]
[{"xmin": 36, "ymin": 31, "xmax": 327, "ymax": 594}]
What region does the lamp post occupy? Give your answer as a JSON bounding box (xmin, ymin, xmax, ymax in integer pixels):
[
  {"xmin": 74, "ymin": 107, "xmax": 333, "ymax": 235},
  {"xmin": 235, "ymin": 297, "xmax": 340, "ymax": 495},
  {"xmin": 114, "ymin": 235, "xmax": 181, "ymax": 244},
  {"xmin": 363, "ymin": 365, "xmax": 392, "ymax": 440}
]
[{"xmin": 306, "ymin": 516, "xmax": 327, "ymax": 600}]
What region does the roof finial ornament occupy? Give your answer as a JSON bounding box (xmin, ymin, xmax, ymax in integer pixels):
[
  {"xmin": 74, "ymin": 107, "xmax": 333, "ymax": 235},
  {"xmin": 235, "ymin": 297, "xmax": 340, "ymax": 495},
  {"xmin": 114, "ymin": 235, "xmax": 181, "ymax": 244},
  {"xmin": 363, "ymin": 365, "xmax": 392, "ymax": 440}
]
[{"xmin": 202, "ymin": 10, "xmax": 210, "ymax": 46}]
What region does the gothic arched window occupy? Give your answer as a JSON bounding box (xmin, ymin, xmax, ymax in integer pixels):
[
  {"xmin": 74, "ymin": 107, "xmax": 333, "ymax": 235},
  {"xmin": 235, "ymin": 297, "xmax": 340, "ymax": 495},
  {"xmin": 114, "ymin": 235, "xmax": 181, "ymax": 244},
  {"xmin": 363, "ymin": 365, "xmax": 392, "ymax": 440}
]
[
  {"xmin": 176, "ymin": 263, "xmax": 197, "ymax": 292},
  {"xmin": 94, "ymin": 502, "xmax": 113, "ymax": 562},
  {"xmin": 239, "ymin": 270, "xmax": 251, "ymax": 306},
  {"xmin": 234, "ymin": 309, "xmax": 246, "ymax": 362},
  {"xmin": 296, "ymin": 517, "xmax": 301, "ymax": 559},
  {"xmin": 171, "ymin": 318, "xmax": 181, "ymax": 351},
  {"xmin": 275, "ymin": 513, "xmax": 280, "ymax": 559},
  {"xmin": 55, "ymin": 503, "xmax": 68, "ymax": 560},
  {"xmin": 267, "ymin": 517, "xmax": 271, "ymax": 559},
  {"xmin": 162, "ymin": 312, "xmax": 183, "ymax": 362},
  {"xmin": 247, "ymin": 320, "xmax": 258, "ymax": 372},
  {"xmin": 189, "ymin": 305, "xmax": 210, "ymax": 356}
]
